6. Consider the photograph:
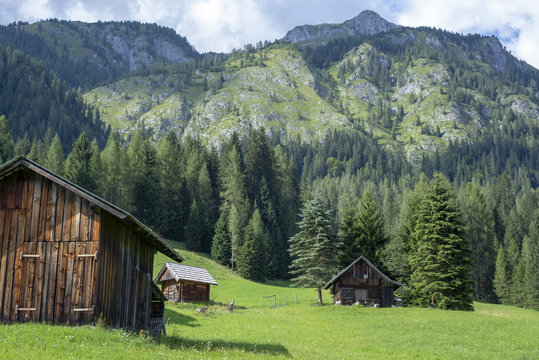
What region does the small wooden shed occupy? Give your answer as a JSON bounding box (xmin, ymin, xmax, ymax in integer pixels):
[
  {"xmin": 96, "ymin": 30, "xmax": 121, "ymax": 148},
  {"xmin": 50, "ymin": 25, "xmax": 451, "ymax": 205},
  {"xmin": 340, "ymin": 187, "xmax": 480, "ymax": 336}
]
[
  {"xmin": 154, "ymin": 262, "xmax": 217, "ymax": 302},
  {"xmin": 324, "ymin": 256, "xmax": 401, "ymax": 307},
  {"xmin": 0, "ymin": 155, "xmax": 183, "ymax": 330}
]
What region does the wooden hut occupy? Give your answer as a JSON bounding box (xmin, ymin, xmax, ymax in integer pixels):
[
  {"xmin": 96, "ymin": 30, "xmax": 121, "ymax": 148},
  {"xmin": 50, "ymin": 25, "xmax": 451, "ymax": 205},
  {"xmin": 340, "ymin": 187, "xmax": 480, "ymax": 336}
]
[
  {"xmin": 0, "ymin": 155, "xmax": 183, "ymax": 330},
  {"xmin": 154, "ymin": 262, "xmax": 217, "ymax": 302},
  {"xmin": 324, "ymin": 256, "xmax": 401, "ymax": 307}
]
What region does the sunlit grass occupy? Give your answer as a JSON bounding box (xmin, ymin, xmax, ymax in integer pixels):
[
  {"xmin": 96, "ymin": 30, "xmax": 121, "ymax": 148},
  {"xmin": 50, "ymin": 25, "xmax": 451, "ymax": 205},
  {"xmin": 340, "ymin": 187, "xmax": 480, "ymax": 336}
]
[{"xmin": 0, "ymin": 242, "xmax": 537, "ymax": 359}]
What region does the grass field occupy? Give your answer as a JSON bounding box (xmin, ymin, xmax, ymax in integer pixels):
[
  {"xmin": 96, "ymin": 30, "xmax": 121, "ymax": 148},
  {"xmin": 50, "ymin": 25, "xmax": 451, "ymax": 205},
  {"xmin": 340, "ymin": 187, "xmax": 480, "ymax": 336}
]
[{"xmin": 0, "ymin": 241, "xmax": 537, "ymax": 359}]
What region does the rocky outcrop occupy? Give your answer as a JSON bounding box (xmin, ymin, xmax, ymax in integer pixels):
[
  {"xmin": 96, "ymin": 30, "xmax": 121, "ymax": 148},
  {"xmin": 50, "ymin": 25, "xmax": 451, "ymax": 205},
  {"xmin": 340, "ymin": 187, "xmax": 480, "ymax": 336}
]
[{"xmin": 282, "ymin": 10, "xmax": 400, "ymax": 44}]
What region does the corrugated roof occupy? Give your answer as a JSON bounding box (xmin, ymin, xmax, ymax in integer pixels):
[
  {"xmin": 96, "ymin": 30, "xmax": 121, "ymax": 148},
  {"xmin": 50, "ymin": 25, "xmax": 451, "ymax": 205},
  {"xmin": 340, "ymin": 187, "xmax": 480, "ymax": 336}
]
[
  {"xmin": 0, "ymin": 155, "xmax": 183, "ymax": 263},
  {"xmin": 324, "ymin": 255, "xmax": 401, "ymax": 289},
  {"xmin": 155, "ymin": 262, "xmax": 218, "ymax": 285}
]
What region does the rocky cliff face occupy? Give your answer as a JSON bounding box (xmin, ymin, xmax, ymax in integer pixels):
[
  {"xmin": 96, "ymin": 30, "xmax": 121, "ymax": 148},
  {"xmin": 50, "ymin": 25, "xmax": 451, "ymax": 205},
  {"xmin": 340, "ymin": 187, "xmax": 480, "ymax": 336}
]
[{"xmin": 282, "ymin": 10, "xmax": 400, "ymax": 43}]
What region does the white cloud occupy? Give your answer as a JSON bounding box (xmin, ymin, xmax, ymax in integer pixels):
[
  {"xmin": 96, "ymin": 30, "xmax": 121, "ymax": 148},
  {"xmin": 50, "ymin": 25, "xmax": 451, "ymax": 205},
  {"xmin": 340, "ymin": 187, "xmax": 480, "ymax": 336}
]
[
  {"xmin": 0, "ymin": 0, "xmax": 538, "ymax": 68},
  {"xmin": 16, "ymin": 0, "xmax": 55, "ymax": 22},
  {"xmin": 394, "ymin": 0, "xmax": 539, "ymax": 68},
  {"xmin": 176, "ymin": 0, "xmax": 278, "ymax": 52}
]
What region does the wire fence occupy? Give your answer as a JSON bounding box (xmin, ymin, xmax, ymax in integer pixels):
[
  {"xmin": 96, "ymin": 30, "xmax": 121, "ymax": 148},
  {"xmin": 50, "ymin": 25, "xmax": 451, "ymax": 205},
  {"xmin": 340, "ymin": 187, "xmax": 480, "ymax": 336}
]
[{"xmin": 260, "ymin": 294, "xmax": 298, "ymax": 307}]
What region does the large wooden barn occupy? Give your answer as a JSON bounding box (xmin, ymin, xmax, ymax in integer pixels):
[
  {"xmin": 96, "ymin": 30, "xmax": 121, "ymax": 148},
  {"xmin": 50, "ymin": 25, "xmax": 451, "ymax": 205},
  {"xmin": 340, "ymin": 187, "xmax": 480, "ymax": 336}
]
[
  {"xmin": 324, "ymin": 256, "xmax": 401, "ymax": 307},
  {"xmin": 0, "ymin": 155, "xmax": 183, "ymax": 330},
  {"xmin": 155, "ymin": 262, "xmax": 217, "ymax": 302}
]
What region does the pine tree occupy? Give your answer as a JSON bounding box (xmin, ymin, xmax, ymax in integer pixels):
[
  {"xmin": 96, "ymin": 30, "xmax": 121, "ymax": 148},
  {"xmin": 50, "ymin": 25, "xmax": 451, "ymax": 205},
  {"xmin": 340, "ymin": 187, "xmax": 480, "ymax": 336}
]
[
  {"xmin": 131, "ymin": 138, "xmax": 160, "ymax": 226},
  {"xmin": 410, "ymin": 173, "xmax": 473, "ymax": 310},
  {"xmin": 289, "ymin": 196, "xmax": 338, "ymax": 305},
  {"xmin": 0, "ymin": 115, "xmax": 14, "ymax": 162},
  {"xmin": 43, "ymin": 134, "xmax": 65, "ymax": 176},
  {"xmin": 337, "ymin": 205, "xmax": 360, "ymax": 269},
  {"xmin": 522, "ymin": 210, "xmax": 539, "ymax": 310},
  {"xmin": 65, "ymin": 132, "xmax": 96, "ymax": 191},
  {"xmin": 218, "ymin": 135, "xmax": 250, "ymax": 268},
  {"xmin": 156, "ymin": 132, "xmax": 188, "ymax": 241},
  {"xmin": 493, "ymin": 245, "xmax": 510, "ymax": 304},
  {"xmin": 211, "ymin": 209, "xmax": 232, "ymax": 266},
  {"xmin": 185, "ymin": 199, "xmax": 211, "ymax": 252},
  {"xmin": 100, "ymin": 132, "xmax": 127, "ymax": 207},
  {"xmin": 237, "ymin": 207, "xmax": 267, "ymax": 281},
  {"xmin": 89, "ymin": 139, "xmax": 102, "ymax": 194},
  {"xmin": 458, "ymin": 183, "xmax": 496, "ymax": 302},
  {"xmin": 356, "ymin": 190, "xmax": 387, "ymax": 268}
]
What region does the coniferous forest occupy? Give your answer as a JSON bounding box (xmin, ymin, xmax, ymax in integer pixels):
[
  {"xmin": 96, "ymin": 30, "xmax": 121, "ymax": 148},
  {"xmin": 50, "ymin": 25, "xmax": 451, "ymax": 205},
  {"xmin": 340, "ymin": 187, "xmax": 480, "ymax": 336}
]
[{"xmin": 0, "ymin": 17, "xmax": 538, "ymax": 312}]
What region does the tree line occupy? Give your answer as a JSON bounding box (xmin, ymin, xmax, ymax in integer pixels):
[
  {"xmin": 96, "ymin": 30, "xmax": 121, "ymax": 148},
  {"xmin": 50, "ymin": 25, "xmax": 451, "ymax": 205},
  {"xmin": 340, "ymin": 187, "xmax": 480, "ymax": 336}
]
[{"xmin": 1, "ymin": 118, "xmax": 537, "ymax": 310}]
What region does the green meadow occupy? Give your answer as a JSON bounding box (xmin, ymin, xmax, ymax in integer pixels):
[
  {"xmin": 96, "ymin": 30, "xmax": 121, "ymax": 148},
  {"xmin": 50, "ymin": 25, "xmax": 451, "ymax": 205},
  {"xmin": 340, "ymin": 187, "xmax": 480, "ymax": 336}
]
[{"xmin": 0, "ymin": 241, "xmax": 537, "ymax": 359}]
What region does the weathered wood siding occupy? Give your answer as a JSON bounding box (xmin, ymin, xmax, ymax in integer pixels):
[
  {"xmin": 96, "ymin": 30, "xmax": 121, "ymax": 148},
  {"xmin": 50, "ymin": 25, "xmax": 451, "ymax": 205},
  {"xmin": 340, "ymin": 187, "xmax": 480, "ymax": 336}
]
[
  {"xmin": 96, "ymin": 212, "xmax": 155, "ymax": 329},
  {"xmin": 162, "ymin": 280, "xmax": 210, "ymax": 302},
  {"xmin": 1, "ymin": 169, "xmax": 158, "ymax": 329},
  {"xmin": 333, "ymin": 258, "xmax": 391, "ymax": 306},
  {"xmin": 0, "ymin": 170, "xmax": 99, "ymax": 324}
]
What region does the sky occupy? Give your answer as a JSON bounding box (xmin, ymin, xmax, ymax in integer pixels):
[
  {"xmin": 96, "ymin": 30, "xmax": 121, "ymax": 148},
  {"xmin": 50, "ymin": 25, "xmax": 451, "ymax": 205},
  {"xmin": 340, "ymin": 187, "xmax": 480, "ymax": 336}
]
[{"xmin": 0, "ymin": 0, "xmax": 538, "ymax": 69}]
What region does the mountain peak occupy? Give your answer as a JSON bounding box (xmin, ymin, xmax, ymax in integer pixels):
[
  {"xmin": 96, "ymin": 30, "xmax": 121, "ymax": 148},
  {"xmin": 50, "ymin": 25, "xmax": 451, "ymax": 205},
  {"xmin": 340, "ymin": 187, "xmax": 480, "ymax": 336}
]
[{"xmin": 281, "ymin": 10, "xmax": 399, "ymax": 44}]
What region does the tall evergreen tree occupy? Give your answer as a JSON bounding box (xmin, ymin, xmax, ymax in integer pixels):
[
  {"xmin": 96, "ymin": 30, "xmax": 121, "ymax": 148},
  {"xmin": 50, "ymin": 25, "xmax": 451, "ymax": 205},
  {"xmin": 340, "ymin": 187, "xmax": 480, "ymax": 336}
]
[
  {"xmin": 43, "ymin": 134, "xmax": 65, "ymax": 176},
  {"xmin": 522, "ymin": 210, "xmax": 539, "ymax": 310},
  {"xmin": 0, "ymin": 114, "xmax": 13, "ymax": 162},
  {"xmin": 289, "ymin": 196, "xmax": 338, "ymax": 305},
  {"xmin": 131, "ymin": 137, "xmax": 160, "ymax": 226},
  {"xmin": 64, "ymin": 132, "xmax": 96, "ymax": 191},
  {"xmin": 356, "ymin": 190, "xmax": 387, "ymax": 269},
  {"xmin": 458, "ymin": 183, "xmax": 496, "ymax": 301},
  {"xmin": 237, "ymin": 207, "xmax": 267, "ymax": 281},
  {"xmin": 410, "ymin": 173, "xmax": 473, "ymax": 310},
  {"xmin": 100, "ymin": 132, "xmax": 127, "ymax": 207},
  {"xmin": 211, "ymin": 209, "xmax": 232, "ymax": 266},
  {"xmin": 157, "ymin": 132, "xmax": 188, "ymax": 241},
  {"xmin": 493, "ymin": 245, "xmax": 510, "ymax": 304},
  {"xmin": 337, "ymin": 205, "xmax": 360, "ymax": 269},
  {"xmin": 185, "ymin": 199, "xmax": 211, "ymax": 252}
]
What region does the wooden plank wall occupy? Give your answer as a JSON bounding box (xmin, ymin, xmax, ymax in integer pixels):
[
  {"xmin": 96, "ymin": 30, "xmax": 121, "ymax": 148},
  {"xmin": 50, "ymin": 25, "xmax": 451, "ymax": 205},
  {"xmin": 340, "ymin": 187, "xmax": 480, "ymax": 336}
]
[
  {"xmin": 96, "ymin": 212, "xmax": 155, "ymax": 330},
  {"xmin": 0, "ymin": 171, "xmax": 100, "ymax": 324}
]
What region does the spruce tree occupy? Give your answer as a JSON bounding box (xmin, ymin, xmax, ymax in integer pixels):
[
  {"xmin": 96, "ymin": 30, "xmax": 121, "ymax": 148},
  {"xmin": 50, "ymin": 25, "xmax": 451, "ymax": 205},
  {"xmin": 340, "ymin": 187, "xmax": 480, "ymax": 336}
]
[
  {"xmin": 410, "ymin": 173, "xmax": 473, "ymax": 310},
  {"xmin": 0, "ymin": 115, "xmax": 14, "ymax": 162},
  {"xmin": 185, "ymin": 199, "xmax": 211, "ymax": 252},
  {"xmin": 100, "ymin": 132, "xmax": 127, "ymax": 207},
  {"xmin": 289, "ymin": 196, "xmax": 338, "ymax": 305},
  {"xmin": 337, "ymin": 205, "xmax": 360, "ymax": 269},
  {"xmin": 65, "ymin": 132, "xmax": 96, "ymax": 191},
  {"xmin": 493, "ymin": 245, "xmax": 510, "ymax": 304},
  {"xmin": 44, "ymin": 134, "xmax": 65, "ymax": 176},
  {"xmin": 237, "ymin": 207, "xmax": 267, "ymax": 281},
  {"xmin": 131, "ymin": 138, "xmax": 160, "ymax": 226},
  {"xmin": 211, "ymin": 209, "xmax": 232, "ymax": 266},
  {"xmin": 356, "ymin": 190, "xmax": 387, "ymax": 268},
  {"xmin": 458, "ymin": 183, "xmax": 496, "ymax": 302},
  {"xmin": 157, "ymin": 132, "xmax": 188, "ymax": 241},
  {"xmin": 523, "ymin": 210, "xmax": 539, "ymax": 310}
]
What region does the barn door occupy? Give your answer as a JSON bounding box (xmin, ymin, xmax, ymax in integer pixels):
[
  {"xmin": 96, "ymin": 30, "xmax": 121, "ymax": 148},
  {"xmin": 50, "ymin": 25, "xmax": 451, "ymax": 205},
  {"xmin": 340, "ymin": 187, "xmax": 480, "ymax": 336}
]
[
  {"xmin": 382, "ymin": 286, "xmax": 393, "ymax": 307},
  {"xmin": 70, "ymin": 241, "xmax": 98, "ymax": 324},
  {"xmin": 15, "ymin": 242, "xmax": 41, "ymax": 322}
]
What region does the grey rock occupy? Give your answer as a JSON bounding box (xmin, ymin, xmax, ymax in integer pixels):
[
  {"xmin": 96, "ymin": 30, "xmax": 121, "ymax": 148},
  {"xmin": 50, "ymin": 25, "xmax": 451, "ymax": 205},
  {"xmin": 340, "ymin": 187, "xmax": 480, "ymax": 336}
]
[{"xmin": 282, "ymin": 10, "xmax": 400, "ymax": 44}]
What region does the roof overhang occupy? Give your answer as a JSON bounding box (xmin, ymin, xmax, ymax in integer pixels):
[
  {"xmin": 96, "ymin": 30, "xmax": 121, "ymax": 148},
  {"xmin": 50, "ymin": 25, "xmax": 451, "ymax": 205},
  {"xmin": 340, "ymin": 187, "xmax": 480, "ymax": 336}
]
[
  {"xmin": 0, "ymin": 155, "xmax": 183, "ymax": 263},
  {"xmin": 324, "ymin": 255, "xmax": 402, "ymax": 289}
]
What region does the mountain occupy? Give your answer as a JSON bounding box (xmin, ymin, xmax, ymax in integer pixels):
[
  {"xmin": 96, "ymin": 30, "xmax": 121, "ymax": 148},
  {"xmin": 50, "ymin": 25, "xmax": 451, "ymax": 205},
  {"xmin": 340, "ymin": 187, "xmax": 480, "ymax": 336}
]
[
  {"xmin": 1, "ymin": 12, "xmax": 538, "ymax": 165},
  {"xmin": 281, "ymin": 10, "xmax": 400, "ymax": 44},
  {"xmin": 79, "ymin": 14, "xmax": 538, "ymax": 163},
  {"xmin": 0, "ymin": 19, "xmax": 198, "ymax": 89}
]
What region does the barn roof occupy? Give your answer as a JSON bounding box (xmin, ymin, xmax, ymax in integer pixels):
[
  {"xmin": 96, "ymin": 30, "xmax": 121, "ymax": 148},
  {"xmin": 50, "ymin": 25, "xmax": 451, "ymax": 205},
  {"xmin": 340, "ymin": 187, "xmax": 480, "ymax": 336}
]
[
  {"xmin": 154, "ymin": 262, "xmax": 218, "ymax": 285},
  {"xmin": 324, "ymin": 255, "xmax": 401, "ymax": 289},
  {"xmin": 0, "ymin": 155, "xmax": 183, "ymax": 263}
]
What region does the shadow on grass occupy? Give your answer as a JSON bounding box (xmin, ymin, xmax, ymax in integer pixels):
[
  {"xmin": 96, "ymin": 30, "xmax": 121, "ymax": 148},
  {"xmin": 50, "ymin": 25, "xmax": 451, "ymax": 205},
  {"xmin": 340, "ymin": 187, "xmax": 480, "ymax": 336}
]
[
  {"xmin": 154, "ymin": 335, "xmax": 291, "ymax": 357},
  {"xmin": 164, "ymin": 308, "xmax": 199, "ymax": 327}
]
